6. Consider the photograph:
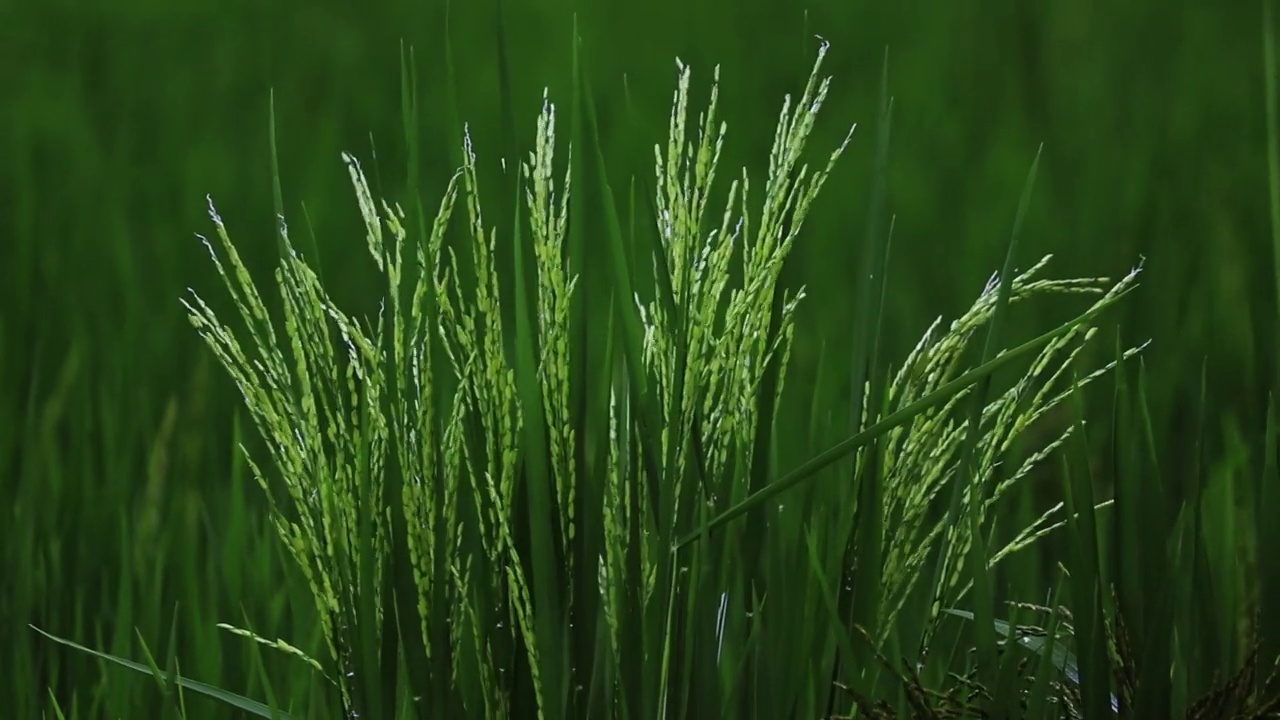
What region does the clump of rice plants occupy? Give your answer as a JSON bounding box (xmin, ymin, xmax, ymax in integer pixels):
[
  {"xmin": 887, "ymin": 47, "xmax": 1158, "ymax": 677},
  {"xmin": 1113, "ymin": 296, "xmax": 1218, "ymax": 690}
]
[{"xmin": 43, "ymin": 42, "xmax": 1173, "ymax": 719}]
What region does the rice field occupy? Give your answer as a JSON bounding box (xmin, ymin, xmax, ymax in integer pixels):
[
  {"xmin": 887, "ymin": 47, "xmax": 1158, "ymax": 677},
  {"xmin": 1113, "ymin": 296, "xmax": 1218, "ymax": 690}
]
[{"xmin": 3, "ymin": 2, "xmax": 1277, "ymax": 718}]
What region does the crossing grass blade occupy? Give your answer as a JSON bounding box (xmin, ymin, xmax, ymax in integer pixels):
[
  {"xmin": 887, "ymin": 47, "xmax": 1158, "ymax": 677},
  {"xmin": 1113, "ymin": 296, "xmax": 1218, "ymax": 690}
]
[{"xmin": 31, "ymin": 626, "xmax": 292, "ymax": 719}]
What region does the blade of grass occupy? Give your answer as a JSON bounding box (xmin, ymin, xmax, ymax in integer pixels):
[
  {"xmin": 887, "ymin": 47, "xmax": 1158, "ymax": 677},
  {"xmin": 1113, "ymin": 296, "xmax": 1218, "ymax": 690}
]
[
  {"xmin": 567, "ymin": 16, "xmax": 609, "ymax": 720},
  {"xmin": 570, "ymin": 23, "xmax": 649, "ymax": 720},
  {"xmin": 173, "ymin": 661, "xmax": 190, "ymax": 718},
  {"xmin": 845, "ymin": 51, "xmax": 892, "ymax": 700},
  {"xmin": 1262, "ymin": 395, "xmax": 1280, "ymax": 684},
  {"xmin": 32, "ymin": 626, "xmax": 291, "ymax": 719},
  {"xmin": 46, "ymin": 689, "xmax": 68, "ymax": 720},
  {"xmin": 1109, "ymin": 332, "xmax": 1139, "ymax": 719},
  {"xmin": 804, "ymin": 529, "xmax": 860, "ymax": 684},
  {"xmin": 959, "ymin": 148, "xmax": 1044, "ymax": 706},
  {"xmin": 268, "ymin": 91, "xmax": 291, "ymax": 264},
  {"xmin": 1260, "ymin": 0, "xmax": 1280, "ymax": 684},
  {"xmin": 1063, "ymin": 376, "xmax": 1114, "ymax": 720},
  {"xmin": 846, "ymin": 48, "xmax": 892, "ymax": 445},
  {"xmin": 1187, "ymin": 360, "xmax": 1223, "ymax": 703},
  {"xmin": 577, "ymin": 33, "xmax": 666, "ymax": 536},
  {"xmin": 442, "ymin": 0, "xmax": 466, "ymax": 167},
  {"xmin": 133, "ymin": 629, "xmax": 170, "ymax": 703},
  {"xmin": 1128, "ymin": 359, "xmax": 1174, "ymax": 719},
  {"xmin": 1265, "ymin": 0, "xmax": 1280, "ymax": 340},
  {"xmin": 161, "ymin": 604, "xmax": 182, "ymax": 702}
]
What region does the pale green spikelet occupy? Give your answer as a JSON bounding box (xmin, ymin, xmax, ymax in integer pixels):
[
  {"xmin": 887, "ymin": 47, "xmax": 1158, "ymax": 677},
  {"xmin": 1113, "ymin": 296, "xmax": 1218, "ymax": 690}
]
[{"xmin": 524, "ymin": 91, "xmax": 578, "ymax": 574}]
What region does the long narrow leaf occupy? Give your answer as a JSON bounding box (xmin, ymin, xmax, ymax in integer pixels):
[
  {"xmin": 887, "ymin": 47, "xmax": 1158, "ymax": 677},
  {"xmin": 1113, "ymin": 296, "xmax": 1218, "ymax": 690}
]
[{"xmin": 32, "ymin": 626, "xmax": 292, "ymax": 719}]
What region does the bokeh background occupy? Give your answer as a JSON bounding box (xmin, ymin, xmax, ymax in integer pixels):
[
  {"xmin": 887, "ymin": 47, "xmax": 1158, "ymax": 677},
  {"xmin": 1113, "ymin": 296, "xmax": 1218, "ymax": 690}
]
[{"xmin": 2, "ymin": 0, "xmax": 1271, "ymax": 715}]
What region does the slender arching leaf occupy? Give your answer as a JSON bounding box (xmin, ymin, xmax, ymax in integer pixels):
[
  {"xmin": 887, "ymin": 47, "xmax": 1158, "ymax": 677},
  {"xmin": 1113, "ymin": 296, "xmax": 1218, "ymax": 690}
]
[{"xmin": 32, "ymin": 626, "xmax": 294, "ymax": 719}]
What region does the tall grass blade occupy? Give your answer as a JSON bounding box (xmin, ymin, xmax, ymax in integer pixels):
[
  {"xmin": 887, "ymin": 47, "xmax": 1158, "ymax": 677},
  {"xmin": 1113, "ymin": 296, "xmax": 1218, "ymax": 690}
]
[
  {"xmin": 268, "ymin": 91, "xmax": 293, "ymax": 265},
  {"xmin": 565, "ymin": 21, "xmax": 606, "ymax": 717},
  {"xmin": 1128, "ymin": 360, "xmax": 1175, "ymax": 718},
  {"xmin": 846, "ymin": 51, "xmax": 892, "ymax": 698},
  {"xmin": 1265, "ymin": 0, "xmax": 1280, "ymax": 337},
  {"xmin": 1262, "ymin": 396, "xmax": 1280, "ymax": 685},
  {"xmin": 1186, "ymin": 360, "xmax": 1222, "ymax": 704},
  {"xmin": 46, "ymin": 689, "xmax": 68, "ymax": 720},
  {"xmin": 1260, "ymin": 0, "xmax": 1280, "ymax": 681},
  {"xmin": 577, "ymin": 33, "xmax": 666, "ymax": 531},
  {"xmin": 1064, "ymin": 379, "xmax": 1113, "ymax": 720},
  {"xmin": 133, "ymin": 628, "xmax": 171, "ymax": 704},
  {"xmin": 442, "ymin": 0, "xmax": 466, "ymax": 167}
]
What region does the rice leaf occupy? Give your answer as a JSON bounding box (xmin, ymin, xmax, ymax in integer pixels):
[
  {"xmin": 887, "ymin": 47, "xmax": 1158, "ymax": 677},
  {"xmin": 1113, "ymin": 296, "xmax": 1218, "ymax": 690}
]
[
  {"xmin": 31, "ymin": 626, "xmax": 291, "ymax": 719},
  {"xmin": 847, "ymin": 49, "xmax": 892, "ymax": 699}
]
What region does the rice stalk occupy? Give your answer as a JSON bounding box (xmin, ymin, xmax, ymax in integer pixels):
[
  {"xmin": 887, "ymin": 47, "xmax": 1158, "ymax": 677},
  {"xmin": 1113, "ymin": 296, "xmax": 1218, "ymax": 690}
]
[{"xmin": 183, "ymin": 43, "xmax": 1145, "ymax": 719}]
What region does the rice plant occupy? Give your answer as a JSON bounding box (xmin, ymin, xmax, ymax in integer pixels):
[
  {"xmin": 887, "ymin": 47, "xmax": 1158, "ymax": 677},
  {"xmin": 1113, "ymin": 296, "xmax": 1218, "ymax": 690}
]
[{"xmin": 162, "ymin": 41, "xmax": 1160, "ymax": 719}]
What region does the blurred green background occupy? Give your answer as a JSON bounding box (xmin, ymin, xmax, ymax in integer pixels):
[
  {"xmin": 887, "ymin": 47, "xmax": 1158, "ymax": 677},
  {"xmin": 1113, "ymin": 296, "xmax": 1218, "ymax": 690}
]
[{"xmin": 1, "ymin": 0, "xmax": 1271, "ymax": 715}]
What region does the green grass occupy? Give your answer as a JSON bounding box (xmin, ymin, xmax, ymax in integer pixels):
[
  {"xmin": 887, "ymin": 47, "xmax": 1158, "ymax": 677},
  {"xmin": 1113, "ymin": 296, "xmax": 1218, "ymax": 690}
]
[{"xmin": 5, "ymin": 1, "xmax": 1280, "ymax": 718}]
